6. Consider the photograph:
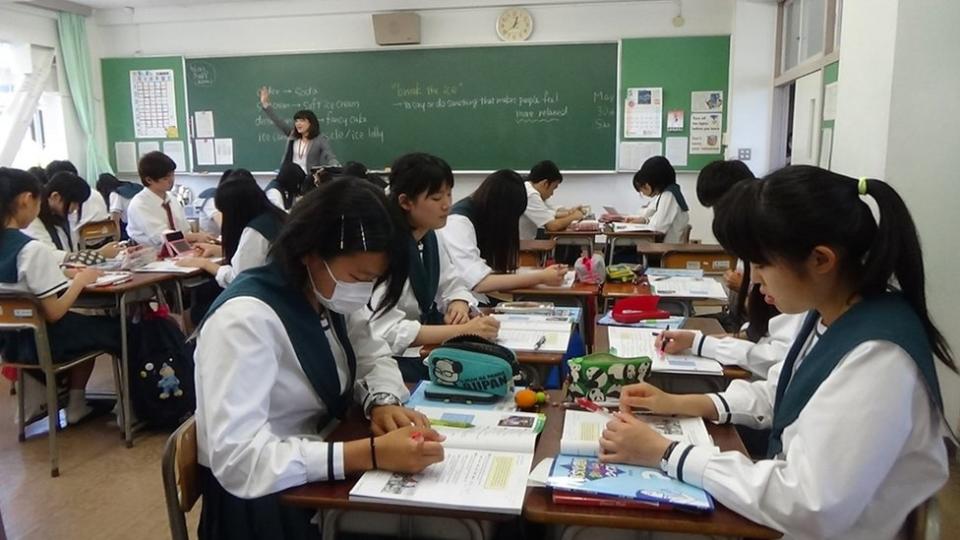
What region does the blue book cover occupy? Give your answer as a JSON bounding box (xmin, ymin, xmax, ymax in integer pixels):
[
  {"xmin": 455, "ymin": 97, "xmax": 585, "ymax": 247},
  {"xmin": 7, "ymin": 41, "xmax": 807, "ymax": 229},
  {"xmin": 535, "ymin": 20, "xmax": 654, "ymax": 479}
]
[
  {"xmin": 546, "ymin": 454, "xmax": 713, "ymax": 512},
  {"xmin": 598, "ymin": 311, "xmax": 686, "ymax": 329}
]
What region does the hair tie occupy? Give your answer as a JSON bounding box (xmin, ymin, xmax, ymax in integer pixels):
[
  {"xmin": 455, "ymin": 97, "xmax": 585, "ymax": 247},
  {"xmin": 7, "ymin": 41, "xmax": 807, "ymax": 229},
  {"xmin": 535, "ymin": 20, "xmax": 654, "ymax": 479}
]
[{"xmin": 858, "ymin": 177, "xmax": 869, "ymax": 196}]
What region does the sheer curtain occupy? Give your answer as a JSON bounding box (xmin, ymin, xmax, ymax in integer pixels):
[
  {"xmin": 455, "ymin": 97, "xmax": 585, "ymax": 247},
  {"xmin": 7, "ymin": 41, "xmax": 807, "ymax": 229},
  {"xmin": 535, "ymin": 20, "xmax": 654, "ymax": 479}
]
[{"xmin": 57, "ymin": 12, "xmax": 112, "ymax": 180}]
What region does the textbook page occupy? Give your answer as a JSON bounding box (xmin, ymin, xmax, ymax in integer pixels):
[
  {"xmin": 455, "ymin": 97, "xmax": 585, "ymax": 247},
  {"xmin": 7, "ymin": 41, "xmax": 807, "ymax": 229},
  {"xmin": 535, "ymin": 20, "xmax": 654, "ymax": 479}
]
[
  {"xmin": 607, "ymin": 327, "xmax": 723, "ymax": 375},
  {"xmin": 648, "ymin": 276, "xmax": 727, "ymax": 299},
  {"xmin": 492, "ymin": 314, "xmax": 573, "ymax": 353},
  {"xmin": 414, "ymin": 406, "xmax": 545, "ymax": 454},
  {"xmin": 349, "ymin": 448, "xmax": 533, "ymax": 514},
  {"xmin": 560, "ymin": 410, "xmax": 714, "ymax": 456}
]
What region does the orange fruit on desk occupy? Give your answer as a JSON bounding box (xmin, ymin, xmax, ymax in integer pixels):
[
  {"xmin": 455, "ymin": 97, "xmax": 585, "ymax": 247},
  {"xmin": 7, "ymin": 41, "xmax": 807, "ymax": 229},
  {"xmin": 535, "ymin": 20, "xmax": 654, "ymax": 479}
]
[{"xmin": 515, "ymin": 388, "xmax": 538, "ymax": 409}]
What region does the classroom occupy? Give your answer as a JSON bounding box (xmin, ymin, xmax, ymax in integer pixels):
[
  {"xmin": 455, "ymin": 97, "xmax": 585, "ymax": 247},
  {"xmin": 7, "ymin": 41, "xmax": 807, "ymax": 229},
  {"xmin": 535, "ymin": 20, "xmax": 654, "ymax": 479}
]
[{"xmin": 0, "ymin": 0, "xmax": 958, "ymax": 539}]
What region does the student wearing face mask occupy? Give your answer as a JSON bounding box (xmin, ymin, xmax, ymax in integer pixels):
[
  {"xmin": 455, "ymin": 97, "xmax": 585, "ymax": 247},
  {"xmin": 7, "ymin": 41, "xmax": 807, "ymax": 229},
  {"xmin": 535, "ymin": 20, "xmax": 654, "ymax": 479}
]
[{"xmin": 194, "ymin": 179, "xmax": 444, "ymax": 540}]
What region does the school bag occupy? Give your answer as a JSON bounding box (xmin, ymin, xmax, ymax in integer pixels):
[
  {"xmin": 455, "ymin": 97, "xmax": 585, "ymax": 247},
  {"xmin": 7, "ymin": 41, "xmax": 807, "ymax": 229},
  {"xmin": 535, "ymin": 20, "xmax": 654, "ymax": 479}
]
[{"xmin": 128, "ymin": 305, "xmax": 196, "ymax": 428}]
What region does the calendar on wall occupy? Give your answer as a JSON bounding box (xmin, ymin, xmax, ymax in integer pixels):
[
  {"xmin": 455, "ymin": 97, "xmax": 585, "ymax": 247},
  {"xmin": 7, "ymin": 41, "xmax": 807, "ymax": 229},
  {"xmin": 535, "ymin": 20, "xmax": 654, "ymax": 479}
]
[{"xmin": 130, "ymin": 69, "xmax": 179, "ymax": 139}]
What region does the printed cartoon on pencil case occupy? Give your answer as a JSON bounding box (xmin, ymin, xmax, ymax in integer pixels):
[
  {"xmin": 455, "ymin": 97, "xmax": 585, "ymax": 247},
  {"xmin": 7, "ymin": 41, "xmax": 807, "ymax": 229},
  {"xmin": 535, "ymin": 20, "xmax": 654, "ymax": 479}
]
[{"xmin": 566, "ymin": 353, "xmax": 651, "ymax": 401}]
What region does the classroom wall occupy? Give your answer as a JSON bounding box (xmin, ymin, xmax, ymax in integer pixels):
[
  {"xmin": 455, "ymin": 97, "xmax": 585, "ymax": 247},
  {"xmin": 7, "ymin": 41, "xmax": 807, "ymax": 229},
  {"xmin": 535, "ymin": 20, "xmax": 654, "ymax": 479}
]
[
  {"xmin": 88, "ymin": 0, "xmax": 776, "ymax": 244},
  {"xmin": 0, "ymin": 3, "xmax": 88, "ymax": 172},
  {"xmin": 832, "ymin": 0, "xmax": 960, "ymax": 427},
  {"xmin": 884, "ymin": 0, "xmax": 960, "ymax": 428}
]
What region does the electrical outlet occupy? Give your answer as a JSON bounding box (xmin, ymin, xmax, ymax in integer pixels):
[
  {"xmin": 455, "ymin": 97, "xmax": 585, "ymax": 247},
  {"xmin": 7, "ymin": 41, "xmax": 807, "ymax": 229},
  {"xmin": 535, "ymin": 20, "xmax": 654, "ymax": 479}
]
[{"xmin": 738, "ymin": 148, "xmax": 752, "ymax": 160}]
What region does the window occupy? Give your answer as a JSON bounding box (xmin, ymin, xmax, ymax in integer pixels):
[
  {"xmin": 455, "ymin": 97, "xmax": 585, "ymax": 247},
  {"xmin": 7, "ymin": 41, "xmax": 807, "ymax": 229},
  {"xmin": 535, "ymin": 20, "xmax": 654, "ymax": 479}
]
[{"xmin": 779, "ymin": 0, "xmax": 834, "ymax": 74}]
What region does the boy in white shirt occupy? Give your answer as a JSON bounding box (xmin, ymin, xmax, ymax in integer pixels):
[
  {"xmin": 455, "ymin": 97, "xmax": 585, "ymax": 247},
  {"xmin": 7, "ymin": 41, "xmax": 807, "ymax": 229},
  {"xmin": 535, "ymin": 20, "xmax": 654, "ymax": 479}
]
[
  {"xmin": 126, "ymin": 151, "xmax": 212, "ymax": 247},
  {"xmin": 519, "ymin": 160, "xmax": 587, "ymax": 240}
]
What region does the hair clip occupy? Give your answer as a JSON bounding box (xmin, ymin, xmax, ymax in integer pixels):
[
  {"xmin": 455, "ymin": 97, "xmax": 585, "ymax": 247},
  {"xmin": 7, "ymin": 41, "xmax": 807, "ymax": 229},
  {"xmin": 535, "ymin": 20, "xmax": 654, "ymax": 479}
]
[
  {"xmin": 339, "ymin": 215, "xmax": 345, "ymax": 249},
  {"xmin": 858, "ymin": 177, "xmax": 868, "ymax": 196},
  {"xmin": 359, "ymin": 220, "xmax": 367, "ymax": 251}
]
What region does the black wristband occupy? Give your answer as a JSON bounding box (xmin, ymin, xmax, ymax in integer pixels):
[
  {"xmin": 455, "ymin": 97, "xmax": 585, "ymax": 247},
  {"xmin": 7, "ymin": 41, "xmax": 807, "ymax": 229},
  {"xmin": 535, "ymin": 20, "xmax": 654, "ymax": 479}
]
[
  {"xmin": 661, "ymin": 440, "xmax": 680, "ymax": 466},
  {"xmin": 326, "ymin": 442, "xmax": 334, "ymax": 480},
  {"xmin": 369, "ymin": 436, "xmax": 378, "ymax": 470}
]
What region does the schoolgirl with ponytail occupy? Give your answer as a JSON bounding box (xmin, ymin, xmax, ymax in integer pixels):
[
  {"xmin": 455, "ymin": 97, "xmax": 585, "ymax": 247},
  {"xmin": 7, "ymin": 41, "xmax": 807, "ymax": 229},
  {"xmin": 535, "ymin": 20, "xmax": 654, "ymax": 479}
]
[{"xmin": 597, "ymin": 165, "xmax": 953, "ymax": 539}]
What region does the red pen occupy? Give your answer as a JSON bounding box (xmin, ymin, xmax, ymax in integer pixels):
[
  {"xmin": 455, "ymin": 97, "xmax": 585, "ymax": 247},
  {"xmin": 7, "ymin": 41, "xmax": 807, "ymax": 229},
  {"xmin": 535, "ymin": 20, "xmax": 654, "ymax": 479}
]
[
  {"xmin": 410, "ymin": 431, "xmax": 424, "ymax": 442},
  {"xmin": 575, "ymin": 397, "xmax": 614, "ymax": 418}
]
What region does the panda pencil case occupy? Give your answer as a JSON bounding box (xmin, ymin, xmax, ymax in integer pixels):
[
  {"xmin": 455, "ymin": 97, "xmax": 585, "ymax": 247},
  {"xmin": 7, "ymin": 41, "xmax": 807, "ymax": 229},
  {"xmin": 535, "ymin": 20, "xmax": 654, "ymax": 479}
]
[{"xmin": 566, "ymin": 353, "xmax": 652, "ymax": 401}]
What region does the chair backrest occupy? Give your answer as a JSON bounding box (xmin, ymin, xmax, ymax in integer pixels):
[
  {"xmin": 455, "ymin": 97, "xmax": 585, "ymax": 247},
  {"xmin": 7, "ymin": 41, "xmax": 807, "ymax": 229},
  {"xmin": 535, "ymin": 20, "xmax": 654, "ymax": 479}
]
[
  {"xmin": 0, "ymin": 293, "xmax": 53, "ymax": 369},
  {"xmin": 662, "ymin": 249, "xmax": 737, "ymax": 275},
  {"xmin": 78, "ymin": 219, "xmax": 119, "ymax": 249},
  {"xmin": 679, "ymin": 224, "xmax": 692, "ymax": 243},
  {"xmin": 162, "ymin": 416, "xmax": 199, "ymax": 540}
]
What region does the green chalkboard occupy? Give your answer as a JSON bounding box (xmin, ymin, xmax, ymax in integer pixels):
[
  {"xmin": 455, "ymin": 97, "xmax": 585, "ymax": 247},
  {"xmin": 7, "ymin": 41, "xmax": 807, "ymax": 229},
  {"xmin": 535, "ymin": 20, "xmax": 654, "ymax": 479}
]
[
  {"xmin": 101, "ymin": 56, "xmax": 191, "ymax": 175},
  {"xmin": 184, "ymin": 44, "xmax": 617, "ymax": 172},
  {"xmin": 619, "ymin": 36, "xmax": 730, "ymax": 172}
]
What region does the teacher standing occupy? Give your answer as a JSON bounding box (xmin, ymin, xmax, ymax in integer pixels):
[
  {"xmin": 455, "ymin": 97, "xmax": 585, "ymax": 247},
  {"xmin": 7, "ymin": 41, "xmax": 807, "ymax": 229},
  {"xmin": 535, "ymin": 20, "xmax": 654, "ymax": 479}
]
[{"xmin": 259, "ymin": 86, "xmax": 340, "ymax": 174}]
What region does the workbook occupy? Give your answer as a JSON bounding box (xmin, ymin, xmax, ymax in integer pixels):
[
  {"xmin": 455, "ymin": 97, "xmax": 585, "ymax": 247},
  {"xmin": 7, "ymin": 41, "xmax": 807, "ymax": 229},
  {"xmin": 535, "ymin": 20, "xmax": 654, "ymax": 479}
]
[
  {"xmin": 492, "ymin": 313, "xmax": 574, "ymax": 353},
  {"xmin": 349, "ymin": 406, "xmax": 545, "ymax": 514},
  {"xmin": 546, "ymin": 454, "xmax": 713, "ymax": 512},
  {"xmin": 607, "ymin": 326, "xmax": 724, "ymax": 376},
  {"xmin": 647, "ymin": 275, "xmax": 727, "ymax": 300},
  {"xmin": 610, "ymin": 223, "xmax": 657, "ymax": 233},
  {"xmin": 559, "ymin": 410, "xmax": 714, "ymax": 457}
]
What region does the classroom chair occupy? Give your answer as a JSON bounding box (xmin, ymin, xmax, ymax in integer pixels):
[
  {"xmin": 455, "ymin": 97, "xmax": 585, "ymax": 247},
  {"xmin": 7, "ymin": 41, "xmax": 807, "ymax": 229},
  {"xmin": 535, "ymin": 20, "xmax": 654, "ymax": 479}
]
[
  {"xmin": 661, "ymin": 248, "xmax": 737, "ymax": 275},
  {"xmin": 0, "ymin": 292, "xmax": 124, "ymax": 477},
  {"xmin": 77, "ymin": 218, "xmax": 120, "ymax": 250},
  {"xmin": 679, "ymin": 224, "xmax": 692, "ymax": 243},
  {"xmin": 906, "ymin": 497, "xmax": 940, "ymax": 540},
  {"xmin": 162, "ymin": 415, "xmax": 199, "ymax": 540}
]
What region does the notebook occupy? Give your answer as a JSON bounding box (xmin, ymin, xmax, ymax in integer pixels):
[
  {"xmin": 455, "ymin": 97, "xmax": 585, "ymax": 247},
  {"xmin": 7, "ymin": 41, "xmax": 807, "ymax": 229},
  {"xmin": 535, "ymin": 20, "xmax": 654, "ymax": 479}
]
[
  {"xmin": 607, "ymin": 326, "xmax": 724, "ymax": 376},
  {"xmin": 492, "ymin": 313, "xmax": 573, "ymax": 353}
]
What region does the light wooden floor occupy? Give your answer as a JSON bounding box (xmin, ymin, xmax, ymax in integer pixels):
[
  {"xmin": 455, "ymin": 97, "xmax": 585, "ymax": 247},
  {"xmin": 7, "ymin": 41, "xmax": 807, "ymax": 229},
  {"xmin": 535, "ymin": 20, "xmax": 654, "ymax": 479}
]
[{"xmin": 0, "ymin": 359, "xmax": 958, "ymax": 540}]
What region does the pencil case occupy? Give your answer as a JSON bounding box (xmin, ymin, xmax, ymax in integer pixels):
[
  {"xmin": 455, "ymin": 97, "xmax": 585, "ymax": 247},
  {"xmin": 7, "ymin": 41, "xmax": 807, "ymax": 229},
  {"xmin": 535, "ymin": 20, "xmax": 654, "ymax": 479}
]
[
  {"xmin": 567, "ymin": 353, "xmax": 651, "ymax": 401},
  {"xmin": 612, "ymin": 296, "xmax": 670, "ymax": 323},
  {"xmin": 424, "ymin": 335, "xmax": 520, "ymax": 398}
]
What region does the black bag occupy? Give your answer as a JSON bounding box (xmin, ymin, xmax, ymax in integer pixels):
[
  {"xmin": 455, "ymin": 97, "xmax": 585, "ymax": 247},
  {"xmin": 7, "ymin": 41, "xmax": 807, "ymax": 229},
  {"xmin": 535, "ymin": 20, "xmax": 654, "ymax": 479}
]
[{"xmin": 129, "ymin": 309, "xmax": 196, "ymax": 428}]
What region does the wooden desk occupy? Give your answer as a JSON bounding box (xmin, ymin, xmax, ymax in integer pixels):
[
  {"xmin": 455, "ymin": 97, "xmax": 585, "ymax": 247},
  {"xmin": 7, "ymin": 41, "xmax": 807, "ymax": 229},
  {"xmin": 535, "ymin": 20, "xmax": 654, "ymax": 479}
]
[
  {"xmin": 520, "ymin": 239, "xmax": 557, "ymax": 266},
  {"xmin": 635, "ymin": 242, "xmax": 736, "ymax": 274},
  {"xmin": 508, "ymin": 281, "xmax": 600, "ymax": 352},
  {"xmin": 601, "ymin": 278, "xmax": 728, "ymax": 315},
  {"xmin": 525, "ymin": 392, "xmax": 781, "ymax": 539},
  {"xmin": 603, "ymin": 227, "xmax": 663, "ymax": 265},
  {"xmin": 545, "ymin": 229, "xmax": 600, "ymax": 256},
  {"xmin": 80, "ymin": 268, "xmax": 207, "ymax": 447},
  {"xmin": 593, "ymin": 318, "xmax": 752, "ymax": 381}
]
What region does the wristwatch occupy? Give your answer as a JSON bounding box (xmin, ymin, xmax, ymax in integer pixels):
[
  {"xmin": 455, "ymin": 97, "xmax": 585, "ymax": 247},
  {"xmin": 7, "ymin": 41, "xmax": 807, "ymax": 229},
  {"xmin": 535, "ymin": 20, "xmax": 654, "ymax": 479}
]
[
  {"xmin": 659, "ymin": 440, "xmax": 681, "ymax": 473},
  {"xmin": 365, "ymin": 392, "xmax": 402, "ymax": 416}
]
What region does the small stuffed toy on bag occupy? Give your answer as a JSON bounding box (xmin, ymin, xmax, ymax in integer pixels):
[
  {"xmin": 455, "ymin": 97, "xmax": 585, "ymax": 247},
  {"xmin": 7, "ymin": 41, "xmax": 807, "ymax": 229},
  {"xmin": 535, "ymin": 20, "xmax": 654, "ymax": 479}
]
[{"xmin": 574, "ymin": 250, "xmax": 606, "ymax": 284}]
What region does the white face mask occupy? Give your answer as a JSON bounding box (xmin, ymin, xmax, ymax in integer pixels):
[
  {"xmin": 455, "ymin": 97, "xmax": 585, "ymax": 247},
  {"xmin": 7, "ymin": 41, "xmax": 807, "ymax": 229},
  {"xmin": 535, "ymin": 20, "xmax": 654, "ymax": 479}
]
[{"xmin": 309, "ymin": 259, "xmax": 375, "ymax": 314}]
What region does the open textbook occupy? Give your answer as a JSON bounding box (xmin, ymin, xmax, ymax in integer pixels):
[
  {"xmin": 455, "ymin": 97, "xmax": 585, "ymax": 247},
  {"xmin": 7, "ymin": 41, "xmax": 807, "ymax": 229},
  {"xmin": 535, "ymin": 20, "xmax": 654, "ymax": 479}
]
[
  {"xmin": 607, "ymin": 326, "xmax": 723, "ymax": 376},
  {"xmin": 349, "ymin": 407, "xmax": 544, "ymax": 514},
  {"xmin": 559, "ymin": 410, "xmax": 714, "ymax": 456},
  {"xmin": 492, "ymin": 313, "xmax": 573, "ymax": 353}
]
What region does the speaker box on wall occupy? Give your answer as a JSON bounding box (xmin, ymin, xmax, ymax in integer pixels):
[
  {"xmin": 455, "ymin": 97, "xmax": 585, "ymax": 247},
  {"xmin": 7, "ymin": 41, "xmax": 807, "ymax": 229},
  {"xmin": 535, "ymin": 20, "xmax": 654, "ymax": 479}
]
[{"xmin": 372, "ymin": 12, "xmax": 421, "ymax": 45}]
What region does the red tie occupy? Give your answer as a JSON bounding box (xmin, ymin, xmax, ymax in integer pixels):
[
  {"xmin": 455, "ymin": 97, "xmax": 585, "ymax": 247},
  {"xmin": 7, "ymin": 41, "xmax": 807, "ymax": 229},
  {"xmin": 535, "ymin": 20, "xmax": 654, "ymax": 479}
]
[{"xmin": 161, "ymin": 201, "xmax": 176, "ymax": 230}]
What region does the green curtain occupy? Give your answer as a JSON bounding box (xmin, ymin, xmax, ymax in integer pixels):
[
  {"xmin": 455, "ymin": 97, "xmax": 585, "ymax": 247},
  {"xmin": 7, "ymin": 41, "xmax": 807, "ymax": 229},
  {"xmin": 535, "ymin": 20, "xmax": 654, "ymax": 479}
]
[{"xmin": 57, "ymin": 12, "xmax": 113, "ymax": 181}]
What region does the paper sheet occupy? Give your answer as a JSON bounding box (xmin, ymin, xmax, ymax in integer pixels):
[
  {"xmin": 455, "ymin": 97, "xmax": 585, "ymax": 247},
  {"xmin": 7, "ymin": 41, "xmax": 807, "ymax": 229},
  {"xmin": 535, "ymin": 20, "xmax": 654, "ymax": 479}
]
[
  {"xmin": 607, "ymin": 327, "xmax": 723, "ymax": 376},
  {"xmin": 491, "ymin": 314, "xmax": 572, "ymax": 353},
  {"xmin": 137, "ymin": 141, "xmax": 160, "ymax": 157},
  {"xmin": 666, "ymin": 110, "xmax": 684, "ymax": 132},
  {"xmin": 623, "ymin": 87, "xmax": 662, "ymax": 138},
  {"xmin": 162, "ymin": 140, "xmax": 187, "ymax": 172},
  {"xmin": 194, "ymin": 110, "xmax": 215, "ymax": 138},
  {"xmin": 618, "ymin": 141, "xmax": 662, "ymax": 170},
  {"xmin": 115, "ymin": 141, "xmax": 138, "ymax": 172},
  {"xmin": 195, "ymin": 138, "xmax": 215, "ymax": 166},
  {"xmin": 689, "ymin": 113, "xmax": 722, "ymax": 154},
  {"xmin": 130, "ymin": 69, "xmax": 178, "ymax": 139},
  {"xmin": 691, "ymin": 90, "xmax": 724, "ymax": 112},
  {"xmin": 214, "ymin": 138, "xmax": 233, "ymax": 165},
  {"xmin": 665, "ymin": 136, "xmax": 688, "ymax": 167}
]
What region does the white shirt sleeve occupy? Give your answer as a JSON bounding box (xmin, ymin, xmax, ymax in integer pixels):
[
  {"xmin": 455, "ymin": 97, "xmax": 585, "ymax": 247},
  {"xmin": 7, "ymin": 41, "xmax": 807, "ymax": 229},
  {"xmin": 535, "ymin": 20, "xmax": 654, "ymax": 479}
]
[
  {"xmin": 676, "ymin": 341, "xmax": 947, "ymax": 539},
  {"xmin": 436, "ymin": 215, "xmax": 492, "ymax": 291},
  {"xmin": 365, "ymin": 282, "xmax": 422, "ymax": 356},
  {"xmin": 266, "ymin": 188, "xmax": 286, "ymax": 211},
  {"xmin": 694, "ymin": 313, "xmax": 805, "ymax": 378},
  {"xmin": 645, "ymin": 192, "xmax": 682, "ymax": 234},
  {"xmin": 22, "ymin": 219, "xmax": 68, "ymax": 264},
  {"xmin": 126, "ymin": 191, "xmax": 168, "ymax": 247},
  {"xmin": 108, "ymin": 192, "xmax": 122, "ymax": 215},
  {"xmin": 435, "ymin": 235, "xmax": 477, "ymax": 309},
  {"xmin": 195, "ymin": 298, "xmax": 344, "ymax": 498},
  {"xmin": 214, "ymin": 227, "xmax": 270, "ymax": 288},
  {"xmin": 20, "ymin": 242, "xmax": 70, "ymax": 298},
  {"xmin": 524, "ymin": 184, "xmax": 556, "ymax": 229},
  {"xmin": 347, "ymin": 310, "xmax": 410, "ymax": 408}
]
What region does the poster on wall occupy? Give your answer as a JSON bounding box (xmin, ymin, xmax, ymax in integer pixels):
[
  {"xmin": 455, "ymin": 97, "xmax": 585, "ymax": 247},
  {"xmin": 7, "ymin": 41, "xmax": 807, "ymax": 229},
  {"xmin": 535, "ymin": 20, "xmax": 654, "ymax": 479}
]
[
  {"xmin": 665, "ymin": 137, "xmax": 688, "ymax": 167},
  {"xmin": 666, "ymin": 110, "xmax": 684, "ymax": 132},
  {"xmin": 618, "ymin": 141, "xmax": 663, "ymax": 170},
  {"xmin": 130, "ymin": 69, "xmax": 179, "ymax": 139},
  {"xmin": 624, "ymin": 87, "xmax": 663, "ymax": 138},
  {"xmin": 689, "ymin": 113, "xmax": 722, "ymax": 154},
  {"xmin": 690, "ymin": 91, "xmax": 723, "ymax": 113},
  {"xmin": 823, "ymin": 83, "xmax": 838, "ymax": 121}
]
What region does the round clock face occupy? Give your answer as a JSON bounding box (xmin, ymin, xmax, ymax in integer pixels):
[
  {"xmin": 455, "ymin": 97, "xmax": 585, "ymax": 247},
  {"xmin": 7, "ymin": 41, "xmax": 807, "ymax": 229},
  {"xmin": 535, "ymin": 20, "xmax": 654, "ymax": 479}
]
[{"xmin": 496, "ymin": 8, "xmax": 534, "ymax": 42}]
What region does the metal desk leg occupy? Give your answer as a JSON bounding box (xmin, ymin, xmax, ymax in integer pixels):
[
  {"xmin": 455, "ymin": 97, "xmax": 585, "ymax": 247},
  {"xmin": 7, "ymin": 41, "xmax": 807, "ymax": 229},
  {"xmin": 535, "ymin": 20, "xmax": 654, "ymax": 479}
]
[
  {"xmin": 321, "ymin": 509, "xmax": 342, "ymax": 540},
  {"xmin": 560, "ymin": 525, "xmax": 585, "ymax": 540},
  {"xmin": 606, "ymin": 237, "xmax": 618, "ymax": 266},
  {"xmin": 120, "ymin": 291, "xmax": 133, "ymax": 448},
  {"xmin": 462, "ymin": 519, "xmax": 485, "ymax": 540}
]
